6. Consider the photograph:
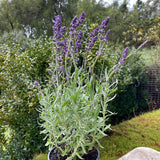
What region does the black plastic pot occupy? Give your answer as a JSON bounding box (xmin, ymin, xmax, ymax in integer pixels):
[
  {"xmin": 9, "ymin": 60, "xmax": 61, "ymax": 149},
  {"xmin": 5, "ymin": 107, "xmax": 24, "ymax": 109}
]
[{"xmin": 48, "ymin": 146, "xmax": 100, "ymax": 160}]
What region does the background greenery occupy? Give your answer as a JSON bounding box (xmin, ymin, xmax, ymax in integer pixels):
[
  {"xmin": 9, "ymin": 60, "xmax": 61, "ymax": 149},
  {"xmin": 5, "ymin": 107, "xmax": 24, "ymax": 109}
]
[{"xmin": 0, "ymin": 0, "xmax": 159, "ymax": 159}]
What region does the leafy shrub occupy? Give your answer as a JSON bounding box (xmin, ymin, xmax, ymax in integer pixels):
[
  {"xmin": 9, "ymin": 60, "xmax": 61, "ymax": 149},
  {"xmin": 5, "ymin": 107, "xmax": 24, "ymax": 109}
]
[
  {"xmin": 109, "ymin": 50, "xmax": 148, "ymax": 124},
  {"xmin": 0, "ymin": 30, "xmax": 30, "ymax": 52},
  {"xmin": 122, "ymin": 16, "xmax": 160, "ymax": 48},
  {"xmin": 0, "ymin": 36, "xmax": 53, "ymax": 159}
]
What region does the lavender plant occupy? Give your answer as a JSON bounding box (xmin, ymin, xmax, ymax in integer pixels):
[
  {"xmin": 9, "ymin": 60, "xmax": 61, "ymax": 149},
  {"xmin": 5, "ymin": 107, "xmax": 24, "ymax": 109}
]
[{"xmin": 38, "ymin": 12, "xmax": 129, "ymax": 160}]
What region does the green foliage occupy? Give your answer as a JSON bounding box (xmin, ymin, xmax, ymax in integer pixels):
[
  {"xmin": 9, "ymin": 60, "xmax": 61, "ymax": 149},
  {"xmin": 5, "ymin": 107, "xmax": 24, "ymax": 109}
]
[
  {"xmin": 0, "ymin": 30, "xmax": 29, "ymax": 51},
  {"xmin": 109, "ymin": 49, "xmax": 148, "ymax": 124},
  {"xmin": 77, "ymin": 0, "xmax": 106, "ymax": 24},
  {"xmin": 122, "ymin": 16, "xmax": 160, "ymax": 47},
  {"xmin": 0, "ymin": 0, "xmax": 79, "ymax": 37},
  {"xmin": 0, "ymin": 36, "xmax": 53, "ymax": 159},
  {"xmin": 39, "ymin": 68, "xmax": 115, "ymax": 160},
  {"xmin": 0, "ymin": 0, "xmax": 159, "ymax": 43}
]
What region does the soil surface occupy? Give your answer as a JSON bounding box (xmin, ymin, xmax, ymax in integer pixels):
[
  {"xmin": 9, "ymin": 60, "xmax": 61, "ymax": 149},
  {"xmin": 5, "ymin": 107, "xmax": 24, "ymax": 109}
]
[{"xmin": 49, "ymin": 147, "xmax": 99, "ymax": 160}]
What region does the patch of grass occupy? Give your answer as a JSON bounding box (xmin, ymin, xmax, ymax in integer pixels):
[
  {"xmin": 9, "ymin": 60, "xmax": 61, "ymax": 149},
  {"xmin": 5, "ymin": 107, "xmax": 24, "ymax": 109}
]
[
  {"xmin": 99, "ymin": 109, "xmax": 160, "ymax": 160},
  {"xmin": 34, "ymin": 153, "xmax": 47, "ymax": 160},
  {"xmin": 34, "ymin": 110, "xmax": 160, "ymax": 160}
]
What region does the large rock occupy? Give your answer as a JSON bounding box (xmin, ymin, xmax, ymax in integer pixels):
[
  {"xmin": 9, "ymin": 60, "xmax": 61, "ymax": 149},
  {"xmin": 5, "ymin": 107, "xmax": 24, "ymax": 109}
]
[{"xmin": 119, "ymin": 147, "xmax": 160, "ymax": 160}]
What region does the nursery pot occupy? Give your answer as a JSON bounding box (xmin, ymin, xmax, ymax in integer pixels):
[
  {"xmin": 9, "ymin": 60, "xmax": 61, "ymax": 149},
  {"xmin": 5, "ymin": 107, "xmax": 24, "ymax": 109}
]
[{"xmin": 48, "ymin": 146, "xmax": 100, "ymax": 160}]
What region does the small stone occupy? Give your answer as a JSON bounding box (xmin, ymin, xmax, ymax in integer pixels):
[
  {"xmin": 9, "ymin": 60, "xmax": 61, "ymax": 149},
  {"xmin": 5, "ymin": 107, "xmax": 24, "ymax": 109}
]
[{"xmin": 119, "ymin": 147, "xmax": 160, "ymax": 160}]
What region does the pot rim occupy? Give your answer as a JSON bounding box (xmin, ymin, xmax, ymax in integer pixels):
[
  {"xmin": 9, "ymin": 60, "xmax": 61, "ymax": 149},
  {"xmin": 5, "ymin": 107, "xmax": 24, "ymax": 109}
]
[{"xmin": 48, "ymin": 146, "xmax": 100, "ymax": 160}]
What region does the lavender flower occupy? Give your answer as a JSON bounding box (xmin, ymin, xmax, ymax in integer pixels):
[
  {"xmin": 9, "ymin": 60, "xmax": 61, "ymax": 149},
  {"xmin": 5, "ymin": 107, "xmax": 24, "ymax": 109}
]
[
  {"xmin": 56, "ymin": 46, "xmax": 61, "ymax": 50},
  {"xmin": 122, "ymin": 47, "xmax": 129, "ymax": 59},
  {"xmin": 99, "ymin": 29, "xmax": 105, "ymax": 34},
  {"xmin": 52, "ymin": 15, "xmax": 61, "ymax": 30},
  {"xmin": 60, "ymin": 26, "xmax": 66, "ymax": 36},
  {"xmin": 104, "ymin": 29, "xmax": 110, "ymax": 42},
  {"xmin": 61, "ymin": 45, "xmax": 68, "ymax": 55},
  {"xmin": 100, "ymin": 17, "xmax": 110, "ymax": 29},
  {"xmin": 77, "ymin": 31, "xmax": 83, "ymax": 41},
  {"xmin": 76, "ymin": 58, "xmax": 80, "ymax": 62},
  {"xmin": 86, "ymin": 36, "xmax": 98, "ymax": 50},
  {"xmin": 72, "ymin": 31, "xmax": 83, "ymax": 52},
  {"xmin": 91, "ymin": 36, "xmax": 98, "ymax": 45},
  {"xmin": 57, "ymin": 40, "xmax": 65, "ymax": 46},
  {"xmin": 89, "ymin": 27, "xmax": 99, "ymax": 37},
  {"xmin": 70, "ymin": 12, "xmax": 86, "ymax": 36},
  {"xmin": 52, "ymin": 15, "xmax": 66, "ymax": 40},
  {"xmin": 69, "ymin": 29, "xmax": 77, "ymax": 36},
  {"xmin": 99, "ymin": 36, "xmax": 104, "ymax": 40},
  {"xmin": 70, "ymin": 16, "xmax": 79, "ymax": 29},
  {"xmin": 57, "ymin": 58, "xmax": 63, "ymax": 62},
  {"xmin": 48, "ymin": 69, "xmax": 53, "ymax": 75},
  {"xmin": 100, "ymin": 77, "xmax": 106, "ymax": 82},
  {"xmin": 34, "ymin": 80, "xmax": 40, "ymax": 87},
  {"xmin": 113, "ymin": 66, "xmax": 119, "ymax": 72},
  {"xmin": 96, "ymin": 48, "xmax": 103, "ymax": 55},
  {"xmin": 79, "ymin": 11, "xmax": 86, "ymax": 24},
  {"xmin": 75, "ymin": 41, "xmax": 81, "ymax": 51},
  {"xmin": 118, "ymin": 47, "xmax": 129, "ymax": 65},
  {"xmin": 118, "ymin": 59, "xmax": 125, "ymax": 65},
  {"xmin": 60, "ymin": 66, "xmax": 65, "ymax": 74},
  {"xmin": 137, "ymin": 40, "xmax": 148, "ymax": 50}
]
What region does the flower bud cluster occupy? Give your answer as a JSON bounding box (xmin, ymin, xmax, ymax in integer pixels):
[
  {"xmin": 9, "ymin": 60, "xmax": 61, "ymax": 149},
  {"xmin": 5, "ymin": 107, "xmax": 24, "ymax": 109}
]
[
  {"xmin": 70, "ymin": 12, "xmax": 86, "ymax": 35},
  {"xmin": 118, "ymin": 47, "xmax": 129, "ymax": 65},
  {"xmin": 113, "ymin": 47, "xmax": 129, "ymax": 72},
  {"xmin": 52, "ymin": 15, "xmax": 66, "ymax": 40},
  {"xmin": 86, "ymin": 18, "xmax": 110, "ymax": 55},
  {"xmin": 50, "ymin": 12, "xmax": 128, "ymax": 83}
]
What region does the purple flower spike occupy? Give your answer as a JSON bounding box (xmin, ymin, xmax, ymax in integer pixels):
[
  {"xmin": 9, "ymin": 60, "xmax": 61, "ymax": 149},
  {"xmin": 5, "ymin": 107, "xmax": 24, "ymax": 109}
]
[
  {"xmin": 89, "ymin": 27, "xmax": 99, "ymax": 37},
  {"xmin": 34, "ymin": 80, "xmax": 40, "ymax": 87},
  {"xmin": 118, "ymin": 47, "xmax": 129, "ymax": 65},
  {"xmin": 70, "ymin": 12, "xmax": 85, "ymax": 30},
  {"xmin": 57, "ymin": 58, "xmax": 63, "ymax": 62},
  {"xmin": 60, "ymin": 66, "xmax": 65, "ymax": 74},
  {"xmin": 42, "ymin": 93, "xmax": 44, "ymax": 97},
  {"xmin": 113, "ymin": 66, "xmax": 119, "ymax": 72},
  {"xmin": 100, "ymin": 77, "xmax": 106, "ymax": 82},
  {"xmin": 60, "ymin": 26, "xmax": 66, "ymax": 35},
  {"xmin": 99, "ymin": 52, "xmax": 103, "ymax": 56},
  {"xmin": 76, "ymin": 41, "xmax": 81, "ymax": 50},
  {"xmin": 91, "ymin": 36, "xmax": 98, "ymax": 44},
  {"xmin": 122, "ymin": 47, "xmax": 129, "ymax": 59},
  {"xmin": 86, "ymin": 36, "xmax": 98, "ymax": 50},
  {"xmin": 70, "ymin": 16, "xmax": 79, "ymax": 29},
  {"xmin": 118, "ymin": 59, "xmax": 125, "ymax": 65},
  {"xmin": 104, "ymin": 29, "xmax": 110, "ymax": 42},
  {"xmin": 99, "ymin": 29, "xmax": 105, "ymax": 34},
  {"xmin": 76, "ymin": 58, "xmax": 80, "ymax": 62},
  {"xmin": 52, "ymin": 15, "xmax": 62, "ymax": 30},
  {"xmin": 57, "ymin": 40, "xmax": 65, "ymax": 46},
  {"xmin": 77, "ymin": 31, "xmax": 83, "ymax": 41},
  {"xmin": 52, "ymin": 15, "xmax": 66, "ymax": 40},
  {"xmin": 96, "ymin": 50, "xmax": 103, "ymax": 56},
  {"xmin": 100, "ymin": 17, "xmax": 110, "ymax": 29},
  {"xmin": 79, "ymin": 11, "xmax": 86, "ymax": 24},
  {"xmin": 48, "ymin": 69, "xmax": 53, "ymax": 75}
]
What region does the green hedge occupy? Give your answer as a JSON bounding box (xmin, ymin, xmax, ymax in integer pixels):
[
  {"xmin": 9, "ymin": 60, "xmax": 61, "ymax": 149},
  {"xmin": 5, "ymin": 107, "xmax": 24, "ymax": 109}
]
[{"xmin": 0, "ymin": 34, "xmax": 52, "ymax": 159}]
